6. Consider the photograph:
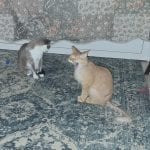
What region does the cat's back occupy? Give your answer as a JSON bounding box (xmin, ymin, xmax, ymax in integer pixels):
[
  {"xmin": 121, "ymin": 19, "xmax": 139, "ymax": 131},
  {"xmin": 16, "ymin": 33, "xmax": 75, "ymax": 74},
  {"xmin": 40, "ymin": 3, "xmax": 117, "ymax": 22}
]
[
  {"xmin": 18, "ymin": 43, "xmax": 29, "ymax": 58},
  {"xmin": 83, "ymin": 61, "xmax": 112, "ymax": 80},
  {"xmin": 18, "ymin": 43, "xmax": 28, "ymax": 53},
  {"xmin": 97, "ymin": 65, "xmax": 112, "ymax": 75},
  {"xmin": 96, "ymin": 65, "xmax": 112, "ymax": 79},
  {"xmin": 86, "ymin": 61, "xmax": 111, "ymax": 76},
  {"xmin": 95, "ymin": 65, "xmax": 113, "ymax": 87},
  {"xmin": 18, "ymin": 43, "xmax": 30, "ymax": 70}
]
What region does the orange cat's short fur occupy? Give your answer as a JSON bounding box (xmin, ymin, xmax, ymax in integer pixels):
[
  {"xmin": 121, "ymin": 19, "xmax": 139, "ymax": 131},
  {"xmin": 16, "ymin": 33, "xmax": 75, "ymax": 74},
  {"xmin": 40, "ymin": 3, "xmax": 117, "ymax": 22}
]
[{"xmin": 68, "ymin": 46, "xmax": 131, "ymax": 123}]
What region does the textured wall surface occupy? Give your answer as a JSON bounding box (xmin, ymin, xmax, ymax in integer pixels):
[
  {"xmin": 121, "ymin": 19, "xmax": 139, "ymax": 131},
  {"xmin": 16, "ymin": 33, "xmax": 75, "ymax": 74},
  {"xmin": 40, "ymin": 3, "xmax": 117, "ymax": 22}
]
[{"xmin": 0, "ymin": 0, "xmax": 150, "ymax": 42}]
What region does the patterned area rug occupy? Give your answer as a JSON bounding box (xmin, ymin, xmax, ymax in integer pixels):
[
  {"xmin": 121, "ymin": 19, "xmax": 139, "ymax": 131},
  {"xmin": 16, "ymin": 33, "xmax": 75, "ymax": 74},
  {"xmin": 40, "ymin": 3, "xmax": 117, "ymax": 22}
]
[{"xmin": 0, "ymin": 50, "xmax": 149, "ymax": 150}]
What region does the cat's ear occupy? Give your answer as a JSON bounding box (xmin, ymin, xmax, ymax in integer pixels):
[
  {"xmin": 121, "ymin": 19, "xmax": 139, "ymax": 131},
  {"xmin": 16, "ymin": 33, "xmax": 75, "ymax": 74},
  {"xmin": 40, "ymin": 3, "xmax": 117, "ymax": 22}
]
[
  {"xmin": 72, "ymin": 46, "xmax": 80, "ymax": 54},
  {"xmin": 80, "ymin": 50, "xmax": 90, "ymax": 58}
]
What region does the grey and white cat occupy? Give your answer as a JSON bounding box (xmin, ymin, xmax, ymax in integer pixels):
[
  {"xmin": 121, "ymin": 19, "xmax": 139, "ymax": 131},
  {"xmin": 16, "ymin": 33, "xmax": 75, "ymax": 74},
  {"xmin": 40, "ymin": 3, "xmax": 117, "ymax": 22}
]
[{"xmin": 18, "ymin": 38, "xmax": 51, "ymax": 79}]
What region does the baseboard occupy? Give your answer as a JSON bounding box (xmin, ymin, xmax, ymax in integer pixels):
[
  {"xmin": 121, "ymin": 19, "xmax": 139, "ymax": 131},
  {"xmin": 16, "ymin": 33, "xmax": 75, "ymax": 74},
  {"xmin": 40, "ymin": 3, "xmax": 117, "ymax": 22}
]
[{"xmin": 0, "ymin": 38, "xmax": 149, "ymax": 61}]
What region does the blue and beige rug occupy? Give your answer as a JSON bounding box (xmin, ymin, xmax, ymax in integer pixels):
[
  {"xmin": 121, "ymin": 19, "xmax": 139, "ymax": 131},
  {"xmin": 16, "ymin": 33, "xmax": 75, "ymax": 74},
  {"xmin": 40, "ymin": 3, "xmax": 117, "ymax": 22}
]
[{"xmin": 0, "ymin": 50, "xmax": 149, "ymax": 150}]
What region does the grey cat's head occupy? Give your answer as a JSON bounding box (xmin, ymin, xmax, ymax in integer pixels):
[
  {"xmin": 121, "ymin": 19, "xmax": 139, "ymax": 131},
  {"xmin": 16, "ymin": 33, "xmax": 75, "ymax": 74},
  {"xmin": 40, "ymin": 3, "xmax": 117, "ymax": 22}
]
[
  {"xmin": 28, "ymin": 38, "xmax": 51, "ymax": 52},
  {"xmin": 39, "ymin": 38, "xmax": 51, "ymax": 49}
]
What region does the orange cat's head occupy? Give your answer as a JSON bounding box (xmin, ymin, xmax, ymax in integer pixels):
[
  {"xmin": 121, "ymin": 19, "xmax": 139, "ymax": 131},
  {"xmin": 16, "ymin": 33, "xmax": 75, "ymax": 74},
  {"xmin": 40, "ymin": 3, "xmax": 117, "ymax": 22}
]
[{"xmin": 68, "ymin": 46, "xmax": 89, "ymax": 65}]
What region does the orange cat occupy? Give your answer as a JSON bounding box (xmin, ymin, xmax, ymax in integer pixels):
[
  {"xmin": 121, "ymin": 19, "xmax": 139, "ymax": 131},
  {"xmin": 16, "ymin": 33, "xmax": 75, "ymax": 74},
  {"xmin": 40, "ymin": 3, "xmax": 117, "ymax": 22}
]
[{"xmin": 68, "ymin": 46, "xmax": 131, "ymax": 123}]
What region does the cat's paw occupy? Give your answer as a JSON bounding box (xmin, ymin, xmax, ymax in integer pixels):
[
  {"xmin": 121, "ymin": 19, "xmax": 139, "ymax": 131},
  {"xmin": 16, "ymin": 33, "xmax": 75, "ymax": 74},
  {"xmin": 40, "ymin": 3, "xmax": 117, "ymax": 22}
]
[
  {"xmin": 39, "ymin": 74, "xmax": 44, "ymax": 78},
  {"xmin": 33, "ymin": 74, "xmax": 39, "ymax": 79},
  {"xmin": 27, "ymin": 73, "xmax": 32, "ymax": 76},
  {"xmin": 37, "ymin": 69, "xmax": 45, "ymax": 75},
  {"xmin": 78, "ymin": 96, "xmax": 84, "ymax": 102},
  {"xmin": 26, "ymin": 70, "xmax": 32, "ymax": 76},
  {"xmin": 85, "ymin": 97, "xmax": 92, "ymax": 103}
]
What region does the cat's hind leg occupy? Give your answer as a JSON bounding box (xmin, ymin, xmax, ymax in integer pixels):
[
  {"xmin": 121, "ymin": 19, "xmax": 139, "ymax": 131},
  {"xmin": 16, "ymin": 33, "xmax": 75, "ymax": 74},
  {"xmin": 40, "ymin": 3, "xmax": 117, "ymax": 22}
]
[
  {"xmin": 85, "ymin": 97, "xmax": 106, "ymax": 105},
  {"xmin": 86, "ymin": 88, "xmax": 107, "ymax": 106}
]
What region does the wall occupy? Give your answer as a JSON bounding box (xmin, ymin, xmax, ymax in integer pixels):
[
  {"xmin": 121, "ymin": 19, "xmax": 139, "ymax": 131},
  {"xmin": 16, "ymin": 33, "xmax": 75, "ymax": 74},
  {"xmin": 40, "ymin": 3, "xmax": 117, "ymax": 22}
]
[{"xmin": 0, "ymin": 0, "xmax": 150, "ymax": 42}]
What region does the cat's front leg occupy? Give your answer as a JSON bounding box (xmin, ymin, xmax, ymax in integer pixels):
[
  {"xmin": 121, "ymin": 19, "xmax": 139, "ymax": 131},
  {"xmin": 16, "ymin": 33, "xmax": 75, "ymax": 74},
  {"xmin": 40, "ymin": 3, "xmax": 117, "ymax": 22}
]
[
  {"xmin": 78, "ymin": 96, "xmax": 84, "ymax": 102},
  {"xmin": 37, "ymin": 58, "xmax": 42, "ymax": 73},
  {"xmin": 78, "ymin": 87, "xmax": 89, "ymax": 102},
  {"xmin": 30, "ymin": 63, "xmax": 39, "ymax": 79},
  {"xmin": 33, "ymin": 72, "xmax": 39, "ymax": 79},
  {"xmin": 27, "ymin": 63, "xmax": 39, "ymax": 79}
]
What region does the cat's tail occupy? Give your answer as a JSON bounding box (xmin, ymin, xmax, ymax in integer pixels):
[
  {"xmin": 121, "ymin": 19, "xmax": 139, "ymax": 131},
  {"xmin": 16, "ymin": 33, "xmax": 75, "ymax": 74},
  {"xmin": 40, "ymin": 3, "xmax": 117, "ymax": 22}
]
[{"xmin": 106, "ymin": 101, "xmax": 132, "ymax": 123}]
